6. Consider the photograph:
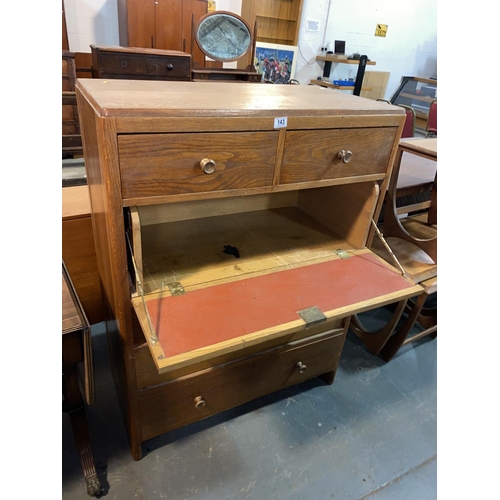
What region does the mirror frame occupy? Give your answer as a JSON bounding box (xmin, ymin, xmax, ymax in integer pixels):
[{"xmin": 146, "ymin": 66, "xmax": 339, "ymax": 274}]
[{"xmin": 194, "ymin": 11, "xmax": 254, "ymax": 63}]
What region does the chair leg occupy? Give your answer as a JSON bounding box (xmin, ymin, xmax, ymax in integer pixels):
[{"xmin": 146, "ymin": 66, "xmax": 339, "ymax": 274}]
[
  {"xmin": 350, "ymin": 300, "xmax": 407, "ymax": 355},
  {"xmin": 63, "ymin": 365, "xmax": 103, "ymax": 497},
  {"xmin": 379, "ymin": 292, "xmax": 429, "ymax": 362}
]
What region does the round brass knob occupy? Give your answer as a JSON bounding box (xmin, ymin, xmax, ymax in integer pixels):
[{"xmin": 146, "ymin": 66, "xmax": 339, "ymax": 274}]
[
  {"xmin": 296, "ymin": 362, "xmax": 307, "ymax": 374},
  {"xmin": 194, "ymin": 396, "xmax": 206, "ymax": 409},
  {"xmin": 200, "ymin": 158, "xmax": 216, "ymax": 174},
  {"xmin": 337, "ymin": 150, "xmax": 353, "ymax": 164}
]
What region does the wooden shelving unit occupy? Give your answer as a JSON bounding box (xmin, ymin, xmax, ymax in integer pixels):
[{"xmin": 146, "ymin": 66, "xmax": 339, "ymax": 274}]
[
  {"xmin": 309, "ymin": 79, "xmax": 372, "ymax": 92},
  {"xmin": 314, "ymin": 55, "xmax": 376, "ymax": 95},
  {"xmin": 316, "ymin": 55, "xmax": 376, "ymax": 66},
  {"xmin": 241, "ymin": 0, "xmax": 304, "ymax": 46}
]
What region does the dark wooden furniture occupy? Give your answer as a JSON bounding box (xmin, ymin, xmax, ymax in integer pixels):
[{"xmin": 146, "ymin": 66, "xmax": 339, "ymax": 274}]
[
  {"xmin": 62, "ymin": 186, "xmax": 106, "ymax": 325},
  {"xmin": 75, "ymin": 79, "xmax": 423, "ymax": 460},
  {"xmin": 62, "ymin": 51, "xmax": 83, "ymax": 158},
  {"xmin": 117, "ymin": 0, "xmax": 207, "ymax": 67},
  {"xmin": 90, "ymin": 45, "xmax": 192, "ymax": 81},
  {"xmin": 62, "ymin": 0, "xmax": 69, "ymax": 50},
  {"xmin": 62, "ymin": 261, "xmax": 102, "ymax": 497},
  {"xmin": 191, "ymin": 68, "xmax": 262, "ymax": 82}
]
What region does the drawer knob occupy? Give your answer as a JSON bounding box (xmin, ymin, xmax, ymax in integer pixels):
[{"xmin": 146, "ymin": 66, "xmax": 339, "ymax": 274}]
[
  {"xmin": 166, "ymin": 63, "xmax": 174, "ymax": 70},
  {"xmin": 296, "ymin": 362, "xmax": 307, "ymax": 374},
  {"xmin": 121, "ymin": 60, "xmax": 128, "ymax": 68},
  {"xmin": 194, "ymin": 396, "xmax": 206, "ymax": 409},
  {"xmin": 200, "ymin": 158, "xmax": 216, "ymax": 174},
  {"xmin": 337, "ymin": 150, "xmax": 353, "ymax": 164}
]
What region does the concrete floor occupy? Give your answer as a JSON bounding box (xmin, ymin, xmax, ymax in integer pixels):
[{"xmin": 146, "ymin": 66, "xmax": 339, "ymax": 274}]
[{"xmin": 62, "ymin": 309, "xmax": 437, "ymax": 500}]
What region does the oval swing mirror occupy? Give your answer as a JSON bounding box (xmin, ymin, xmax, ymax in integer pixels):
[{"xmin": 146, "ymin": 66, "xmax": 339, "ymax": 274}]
[{"xmin": 195, "ymin": 11, "xmax": 252, "ymax": 62}]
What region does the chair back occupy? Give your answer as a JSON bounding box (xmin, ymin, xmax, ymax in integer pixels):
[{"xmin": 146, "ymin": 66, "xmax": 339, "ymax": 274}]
[
  {"xmin": 397, "ymin": 104, "xmax": 415, "ymax": 138},
  {"xmin": 426, "ymin": 100, "xmax": 437, "ymax": 137}
]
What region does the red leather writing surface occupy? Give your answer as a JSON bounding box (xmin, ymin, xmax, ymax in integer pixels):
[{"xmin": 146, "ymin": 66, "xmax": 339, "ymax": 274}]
[{"xmin": 146, "ymin": 253, "xmax": 413, "ymax": 357}]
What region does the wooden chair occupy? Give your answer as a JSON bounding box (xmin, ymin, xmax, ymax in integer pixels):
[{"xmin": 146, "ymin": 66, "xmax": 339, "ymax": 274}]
[
  {"xmin": 351, "ymin": 138, "xmax": 437, "ymax": 361},
  {"xmin": 350, "ymin": 228, "xmax": 437, "ymax": 361}
]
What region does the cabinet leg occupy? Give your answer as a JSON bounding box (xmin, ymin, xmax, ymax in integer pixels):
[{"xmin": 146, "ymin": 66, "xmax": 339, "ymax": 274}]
[
  {"xmin": 130, "ymin": 439, "xmax": 143, "ymax": 461},
  {"xmin": 319, "ymin": 370, "xmax": 335, "ymax": 385}
]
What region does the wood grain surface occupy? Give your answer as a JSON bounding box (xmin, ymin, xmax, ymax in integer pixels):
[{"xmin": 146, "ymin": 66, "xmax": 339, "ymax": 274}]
[
  {"xmin": 139, "ymin": 330, "xmax": 345, "ymax": 440},
  {"xmin": 118, "ymin": 131, "xmax": 278, "ymax": 198},
  {"xmin": 280, "ymin": 128, "xmax": 396, "ymax": 184},
  {"xmin": 75, "ymin": 79, "xmax": 407, "ymax": 118}
]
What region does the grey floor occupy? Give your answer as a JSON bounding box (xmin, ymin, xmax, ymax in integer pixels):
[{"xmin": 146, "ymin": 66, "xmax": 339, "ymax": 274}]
[{"xmin": 62, "ymin": 308, "xmax": 437, "ymax": 500}]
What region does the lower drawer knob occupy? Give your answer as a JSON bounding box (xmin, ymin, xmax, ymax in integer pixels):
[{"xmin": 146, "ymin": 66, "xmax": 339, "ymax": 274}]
[
  {"xmin": 194, "ymin": 396, "xmax": 206, "ymax": 409},
  {"xmin": 167, "ymin": 64, "xmax": 174, "ymax": 70},
  {"xmin": 337, "ymin": 150, "xmax": 353, "ymax": 163},
  {"xmin": 200, "ymin": 158, "xmax": 216, "ymax": 174},
  {"xmin": 296, "ymin": 362, "xmax": 307, "ymax": 373}
]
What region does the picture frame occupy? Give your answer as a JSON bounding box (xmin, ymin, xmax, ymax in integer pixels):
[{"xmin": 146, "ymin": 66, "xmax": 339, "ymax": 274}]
[{"xmin": 253, "ymin": 42, "xmax": 298, "ymax": 84}]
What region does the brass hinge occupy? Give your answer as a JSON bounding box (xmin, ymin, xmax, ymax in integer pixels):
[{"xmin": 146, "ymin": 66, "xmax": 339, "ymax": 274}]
[
  {"xmin": 297, "ymin": 306, "xmax": 327, "ymax": 327},
  {"xmin": 335, "ymin": 249, "xmax": 350, "ymax": 259},
  {"xmin": 167, "ymin": 281, "xmax": 185, "ymax": 296}
]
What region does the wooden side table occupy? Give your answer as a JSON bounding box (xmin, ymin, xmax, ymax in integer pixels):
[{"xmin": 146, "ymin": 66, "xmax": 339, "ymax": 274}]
[{"xmin": 62, "ymin": 261, "xmax": 102, "ymax": 497}]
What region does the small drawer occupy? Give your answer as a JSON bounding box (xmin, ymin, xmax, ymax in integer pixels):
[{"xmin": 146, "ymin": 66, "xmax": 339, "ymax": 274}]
[
  {"xmin": 96, "ymin": 54, "xmax": 147, "ymax": 75},
  {"xmin": 146, "ymin": 56, "xmax": 191, "ymax": 78},
  {"xmin": 118, "ymin": 132, "xmax": 278, "ymax": 200},
  {"xmin": 280, "ymin": 127, "xmax": 396, "ymax": 185},
  {"xmin": 139, "ymin": 330, "xmax": 346, "ymax": 440}
]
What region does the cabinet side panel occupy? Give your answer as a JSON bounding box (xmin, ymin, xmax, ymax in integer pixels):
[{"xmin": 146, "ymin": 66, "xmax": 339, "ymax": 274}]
[
  {"xmin": 367, "ymin": 117, "xmax": 405, "ymax": 247},
  {"xmin": 297, "ymin": 182, "xmax": 379, "ymax": 249},
  {"xmin": 76, "ymin": 90, "xmax": 144, "ymax": 458}
]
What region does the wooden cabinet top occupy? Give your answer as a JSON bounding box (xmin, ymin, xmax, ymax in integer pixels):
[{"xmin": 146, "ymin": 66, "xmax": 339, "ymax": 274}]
[
  {"xmin": 90, "ymin": 45, "xmax": 190, "ymax": 57},
  {"xmin": 76, "ymin": 79, "xmax": 405, "ymax": 119}
]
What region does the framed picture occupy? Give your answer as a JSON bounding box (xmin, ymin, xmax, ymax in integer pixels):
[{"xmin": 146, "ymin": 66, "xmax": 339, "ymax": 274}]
[{"xmin": 254, "ymin": 42, "xmax": 298, "ymax": 84}]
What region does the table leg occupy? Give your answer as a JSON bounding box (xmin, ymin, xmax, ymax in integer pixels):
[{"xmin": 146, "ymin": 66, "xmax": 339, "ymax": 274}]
[{"xmin": 63, "ymin": 363, "xmax": 102, "ymax": 497}]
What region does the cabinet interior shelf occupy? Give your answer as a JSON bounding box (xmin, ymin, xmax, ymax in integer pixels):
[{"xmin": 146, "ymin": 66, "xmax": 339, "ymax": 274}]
[
  {"xmin": 256, "ymin": 15, "xmax": 297, "ymax": 22},
  {"xmin": 257, "ymin": 37, "xmax": 295, "ymax": 45}
]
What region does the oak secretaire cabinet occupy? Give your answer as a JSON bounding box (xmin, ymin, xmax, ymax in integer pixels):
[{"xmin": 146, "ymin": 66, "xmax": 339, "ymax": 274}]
[{"xmin": 75, "ymin": 79, "xmax": 422, "ymax": 460}]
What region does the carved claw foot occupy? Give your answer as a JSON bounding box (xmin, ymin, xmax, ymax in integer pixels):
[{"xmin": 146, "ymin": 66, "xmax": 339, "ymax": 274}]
[{"xmin": 86, "ymin": 475, "xmax": 102, "ymax": 497}]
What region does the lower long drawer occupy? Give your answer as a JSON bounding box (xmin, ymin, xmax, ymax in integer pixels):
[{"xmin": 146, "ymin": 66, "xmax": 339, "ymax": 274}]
[{"xmin": 139, "ymin": 329, "xmax": 346, "ymax": 441}]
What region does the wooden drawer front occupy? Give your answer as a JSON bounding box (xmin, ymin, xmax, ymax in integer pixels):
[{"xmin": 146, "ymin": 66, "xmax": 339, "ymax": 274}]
[
  {"xmin": 119, "ymin": 132, "xmax": 278, "ymax": 199},
  {"xmin": 280, "ymin": 128, "xmax": 396, "ymax": 184},
  {"xmin": 97, "ymin": 54, "xmax": 147, "ymax": 75},
  {"xmin": 146, "ymin": 57, "xmax": 191, "ymax": 78},
  {"xmin": 139, "ymin": 330, "xmax": 345, "ymax": 440}
]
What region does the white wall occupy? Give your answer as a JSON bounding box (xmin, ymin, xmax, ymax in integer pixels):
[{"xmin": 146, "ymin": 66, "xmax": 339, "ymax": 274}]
[
  {"xmin": 64, "ymin": 0, "xmax": 436, "ymax": 99},
  {"xmin": 65, "ymin": 0, "xmax": 120, "ymax": 51},
  {"xmin": 295, "ymin": 0, "xmax": 437, "ymax": 99}
]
